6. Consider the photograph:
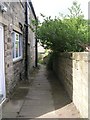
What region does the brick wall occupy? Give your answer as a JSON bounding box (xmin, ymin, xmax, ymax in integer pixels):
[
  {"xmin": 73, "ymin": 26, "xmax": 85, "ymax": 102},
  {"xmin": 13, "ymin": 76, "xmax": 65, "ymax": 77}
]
[{"xmin": 53, "ymin": 52, "xmax": 89, "ymax": 118}]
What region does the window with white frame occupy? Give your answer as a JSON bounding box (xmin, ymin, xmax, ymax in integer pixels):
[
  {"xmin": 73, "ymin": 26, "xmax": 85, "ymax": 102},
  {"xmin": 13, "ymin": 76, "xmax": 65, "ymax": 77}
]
[{"xmin": 12, "ymin": 31, "xmax": 22, "ymax": 61}]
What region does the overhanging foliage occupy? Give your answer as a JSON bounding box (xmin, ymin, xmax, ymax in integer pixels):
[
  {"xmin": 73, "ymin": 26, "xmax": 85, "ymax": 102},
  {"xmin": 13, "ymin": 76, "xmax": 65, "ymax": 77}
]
[{"xmin": 37, "ymin": 1, "xmax": 89, "ymax": 52}]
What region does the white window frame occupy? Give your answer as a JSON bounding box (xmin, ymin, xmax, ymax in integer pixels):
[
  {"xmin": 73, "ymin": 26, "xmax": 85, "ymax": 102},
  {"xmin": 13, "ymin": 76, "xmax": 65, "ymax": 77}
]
[{"xmin": 12, "ymin": 31, "xmax": 23, "ymax": 62}]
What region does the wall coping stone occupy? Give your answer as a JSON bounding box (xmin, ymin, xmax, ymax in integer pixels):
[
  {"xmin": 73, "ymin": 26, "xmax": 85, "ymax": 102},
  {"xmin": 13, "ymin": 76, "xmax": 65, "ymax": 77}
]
[{"xmin": 59, "ymin": 52, "xmax": 90, "ymax": 61}]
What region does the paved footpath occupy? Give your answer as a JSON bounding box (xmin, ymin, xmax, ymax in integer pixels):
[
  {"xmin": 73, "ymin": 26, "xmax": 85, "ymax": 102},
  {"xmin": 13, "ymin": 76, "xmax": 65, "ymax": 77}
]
[{"xmin": 2, "ymin": 65, "xmax": 80, "ymax": 119}]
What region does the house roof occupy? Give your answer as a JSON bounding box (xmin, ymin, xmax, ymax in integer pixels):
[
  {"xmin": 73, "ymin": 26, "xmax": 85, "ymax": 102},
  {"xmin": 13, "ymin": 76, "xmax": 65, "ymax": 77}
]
[{"xmin": 29, "ymin": 1, "xmax": 37, "ymax": 20}]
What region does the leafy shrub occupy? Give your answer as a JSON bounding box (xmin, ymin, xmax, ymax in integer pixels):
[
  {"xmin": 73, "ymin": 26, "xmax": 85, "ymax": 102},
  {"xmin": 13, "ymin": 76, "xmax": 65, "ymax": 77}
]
[{"xmin": 37, "ymin": 1, "xmax": 89, "ymax": 53}]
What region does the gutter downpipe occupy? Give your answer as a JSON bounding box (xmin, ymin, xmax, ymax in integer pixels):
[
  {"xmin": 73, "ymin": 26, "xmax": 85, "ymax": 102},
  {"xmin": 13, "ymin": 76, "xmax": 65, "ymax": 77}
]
[
  {"xmin": 35, "ymin": 21, "xmax": 38, "ymax": 67},
  {"xmin": 25, "ymin": 1, "xmax": 28, "ymax": 80}
]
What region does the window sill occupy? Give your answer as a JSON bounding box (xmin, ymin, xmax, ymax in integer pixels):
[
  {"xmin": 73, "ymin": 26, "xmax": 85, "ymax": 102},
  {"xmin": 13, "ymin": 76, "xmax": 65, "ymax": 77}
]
[
  {"xmin": 13, "ymin": 56, "xmax": 23, "ymax": 63},
  {"xmin": 0, "ymin": 98, "xmax": 6, "ymax": 105}
]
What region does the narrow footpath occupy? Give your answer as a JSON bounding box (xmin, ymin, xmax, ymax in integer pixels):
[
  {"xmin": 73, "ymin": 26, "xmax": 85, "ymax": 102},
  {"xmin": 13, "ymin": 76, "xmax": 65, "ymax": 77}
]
[{"xmin": 2, "ymin": 65, "xmax": 80, "ymax": 119}]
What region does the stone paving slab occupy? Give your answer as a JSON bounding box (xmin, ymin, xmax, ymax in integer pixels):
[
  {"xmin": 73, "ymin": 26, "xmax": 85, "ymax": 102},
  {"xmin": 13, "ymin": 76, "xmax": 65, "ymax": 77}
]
[
  {"xmin": 2, "ymin": 112, "xmax": 18, "ymax": 118},
  {"xmin": 18, "ymin": 107, "xmax": 57, "ymax": 118},
  {"xmin": 2, "ymin": 65, "xmax": 80, "ymax": 119},
  {"xmin": 55, "ymin": 102, "xmax": 80, "ymax": 118},
  {"xmin": 2, "ymin": 100, "xmax": 24, "ymax": 113},
  {"xmin": 23, "ymin": 100, "xmax": 53, "ymax": 106}
]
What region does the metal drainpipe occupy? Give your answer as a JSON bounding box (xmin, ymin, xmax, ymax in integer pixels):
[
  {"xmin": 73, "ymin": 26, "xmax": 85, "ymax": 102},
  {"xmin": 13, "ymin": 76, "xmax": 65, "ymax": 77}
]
[
  {"xmin": 25, "ymin": 2, "xmax": 28, "ymax": 79},
  {"xmin": 35, "ymin": 23, "xmax": 38, "ymax": 67}
]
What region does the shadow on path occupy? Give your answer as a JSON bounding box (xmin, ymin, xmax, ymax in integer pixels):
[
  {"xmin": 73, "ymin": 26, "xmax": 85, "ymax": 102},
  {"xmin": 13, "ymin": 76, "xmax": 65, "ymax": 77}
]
[{"xmin": 47, "ymin": 70, "xmax": 71, "ymax": 110}]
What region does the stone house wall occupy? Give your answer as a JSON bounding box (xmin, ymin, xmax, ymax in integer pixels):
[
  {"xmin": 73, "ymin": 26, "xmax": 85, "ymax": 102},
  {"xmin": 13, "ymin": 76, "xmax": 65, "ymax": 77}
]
[
  {"xmin": 0, "ymin": 2, "xmax": 36, "ymax": 97},
  {"xmin": 53, "ymin": 52, "xmax": 89, "ymax": 118},
  {"xmin": 1, "ymin": 2, "xmax": 26, "ymax": 96},
  {"xmin": 27, "ymin": 3, "xmax": 36, "ymax": 79}
]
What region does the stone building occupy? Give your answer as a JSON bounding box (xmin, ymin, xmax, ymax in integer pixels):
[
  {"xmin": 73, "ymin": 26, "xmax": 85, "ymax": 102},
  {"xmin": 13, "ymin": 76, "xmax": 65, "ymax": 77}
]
[{"xmin": 0, "ymin": 0, "xmax": 37, "ymax": 108}]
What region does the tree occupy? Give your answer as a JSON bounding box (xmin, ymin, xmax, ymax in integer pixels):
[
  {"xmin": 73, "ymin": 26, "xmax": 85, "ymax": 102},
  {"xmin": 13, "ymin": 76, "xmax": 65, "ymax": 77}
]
[{"xmin": 37, "ymin": 1, "xmax": 88, "ymax": 52}]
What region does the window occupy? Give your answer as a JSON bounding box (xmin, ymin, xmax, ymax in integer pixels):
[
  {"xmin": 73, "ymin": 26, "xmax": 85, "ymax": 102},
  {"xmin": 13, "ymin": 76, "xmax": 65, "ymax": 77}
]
[{"xmin": 12, "ymin": 31, "xmax": 22, "ymax": 61}]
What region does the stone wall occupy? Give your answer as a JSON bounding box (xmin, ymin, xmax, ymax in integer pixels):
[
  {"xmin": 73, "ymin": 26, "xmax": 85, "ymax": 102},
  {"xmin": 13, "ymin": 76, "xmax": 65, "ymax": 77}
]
[
  {"xmin": 0, "ymin": 104, "xmax": 2, "ymax": 120},
  {"xmin": 73, "ymin": 53, "xmax": 88, "ymax": 118},
  {"xmin": 53, "ymin": 53, "xmax": 73, "ymax": 99},
  {"xmin": 53, "ymin": 52, "xmax": 89, "ymax": 118},
  {"xmin": 27, "ymin": 5, "xmax": 36, "ymax": 79},
  {"xmin": 0, "ymin": 2, "xmax": 26, "ymax": 96},
  {"xmin": 89, "ymin": 58, "xmax": 90, "ymax": 119}
]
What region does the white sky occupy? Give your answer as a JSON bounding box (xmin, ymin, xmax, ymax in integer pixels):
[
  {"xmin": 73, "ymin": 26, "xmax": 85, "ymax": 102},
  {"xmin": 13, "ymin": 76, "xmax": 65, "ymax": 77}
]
[{"xmin": 32, "ymin": 0, "xmax": 89, "ymax": 22}]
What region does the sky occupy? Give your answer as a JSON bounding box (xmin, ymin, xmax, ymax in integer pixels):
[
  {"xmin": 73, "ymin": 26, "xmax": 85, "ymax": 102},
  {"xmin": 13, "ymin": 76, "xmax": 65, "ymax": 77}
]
[{"xmin": 32, "ymin": 0, "xmax": 89, "ymax": 22}]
